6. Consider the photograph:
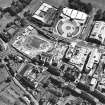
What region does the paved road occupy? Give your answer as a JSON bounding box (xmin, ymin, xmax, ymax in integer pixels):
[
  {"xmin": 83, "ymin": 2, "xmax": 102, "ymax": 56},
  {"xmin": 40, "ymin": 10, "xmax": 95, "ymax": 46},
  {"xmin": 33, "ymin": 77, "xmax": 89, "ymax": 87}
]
[{"xmin": 80, "ymin": 8, "xmax": 98, "ymax": 40}]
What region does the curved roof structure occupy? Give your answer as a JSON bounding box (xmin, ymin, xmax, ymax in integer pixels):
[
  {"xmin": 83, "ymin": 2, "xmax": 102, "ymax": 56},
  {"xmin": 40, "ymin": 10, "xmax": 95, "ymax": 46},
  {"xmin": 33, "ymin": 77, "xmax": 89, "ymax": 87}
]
[
  {"xmin": 61, "ymin": 7, "xmax": 88, "ymax": 24},
  {"xmin": 55, "ymin": 19, "xmax": 82, "ymax": 38}
]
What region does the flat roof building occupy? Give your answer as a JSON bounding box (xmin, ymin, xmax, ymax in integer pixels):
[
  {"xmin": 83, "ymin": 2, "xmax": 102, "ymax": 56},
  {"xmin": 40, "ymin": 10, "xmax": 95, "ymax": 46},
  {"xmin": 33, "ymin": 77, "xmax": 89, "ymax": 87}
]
[
  {"xmin": 32, "ymin": 3, "xmax": 57, "ymax": 24},
  {"xmin": 69, "ymin": 45, "xmax": 91, "ymax": 71},
  {"xmin": 86, "ymin": 48, "xmax": 101, "ymax": 76},
  {"xmin": 89, "ymin": 21, "xmax": 105, "ymax": 44},
  {"xmin": 61, "ymin": 7, "xmax": 88, "ymax": 24}
]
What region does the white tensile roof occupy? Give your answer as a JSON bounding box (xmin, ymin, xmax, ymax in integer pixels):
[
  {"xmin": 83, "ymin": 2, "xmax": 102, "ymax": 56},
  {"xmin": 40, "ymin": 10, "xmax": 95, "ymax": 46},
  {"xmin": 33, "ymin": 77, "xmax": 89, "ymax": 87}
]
[
  {"xmin": 62, "ymin": 7, "xmax": 88, "ymax": 23},
  {"xmin": 71, "ymin": 9, "xmax": 78, "ymax": 18}
]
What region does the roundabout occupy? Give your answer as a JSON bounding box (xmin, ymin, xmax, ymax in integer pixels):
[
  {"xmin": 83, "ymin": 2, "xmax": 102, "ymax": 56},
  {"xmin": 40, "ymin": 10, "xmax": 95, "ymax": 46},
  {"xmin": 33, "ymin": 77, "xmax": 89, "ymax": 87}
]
[{"xmin": 55, "ymin": 19, "xmax": 82, "ymax": 38}]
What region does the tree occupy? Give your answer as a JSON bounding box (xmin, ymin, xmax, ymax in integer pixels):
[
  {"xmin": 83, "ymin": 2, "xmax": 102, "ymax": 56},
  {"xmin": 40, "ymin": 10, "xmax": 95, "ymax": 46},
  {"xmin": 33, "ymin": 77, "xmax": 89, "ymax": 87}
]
[
  {"xmin": 73, "ymin": 0, "xmax": 80, "ymax": 3},
  {"xmin": 102, "ymin": 10, "xmax": 105, "ymax": 21},
  {"xmin": 5, "ymin": 77, "xmax": 12, "ymax": 83},
  {"xmin": 68, "ymin": 0, "xmax": 80, "ymax": 4},
  {"xmin": 68, "ymin": 0, "xmax": 92, "ymax": 14},
  {"xmin": 0, "ymin": 32, "xmax": 11, "ymax": 43},
  {"xmin": 14, "ymin": 99, "xmax": 22, "ymax": 105},
  {"xmin": 0, "ymin": 7, "xmax": 3, "ymax": 12},
  {"xmin": 19, "ymin": 0, "xmax": 32, "ymax": 5},
  {"xmin": 11, "ymin": 0, "xmax": 16, "ymax": 6},
  {"xmin": 68, "ymin": 0, "xmax": 73, "ymax": 3},
  {"xmin": 51, "ymin": 6, "xmax": 63, "ymax": 27},
  {"xmin": 6, "ymin": 22, "xmax": 14, "ymax": 28},
  {"xmin": 24, "ymin": 10, "xmax": 31, "ymax": 17},
  {"xmin": 0, "ymin": 44, "xmax": 3, "ymax": 51},
  {"xmin": 20, "ymin": 19, "xmax": 27, "ymax": 27},
  {"xmin": 85, "ymin": 3, "xmax": 93, "ymax": 14},
  {"xmin": 79, "ymin": 2, "xmax": 86, "ymax": 12},
  {"xmin": 70, "ymin": 0, "xmax": 79, "ymax": 10},
  {"xmin": 94, "ymin": 9, "xmax": 102, "ymax": 20}
]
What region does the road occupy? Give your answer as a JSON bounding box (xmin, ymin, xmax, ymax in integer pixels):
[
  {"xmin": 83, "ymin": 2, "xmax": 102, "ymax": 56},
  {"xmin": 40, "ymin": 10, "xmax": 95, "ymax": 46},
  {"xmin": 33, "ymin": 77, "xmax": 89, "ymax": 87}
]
[{"xmin": 80, "ymin": 8, "xmax": 98, "ymax": 40}]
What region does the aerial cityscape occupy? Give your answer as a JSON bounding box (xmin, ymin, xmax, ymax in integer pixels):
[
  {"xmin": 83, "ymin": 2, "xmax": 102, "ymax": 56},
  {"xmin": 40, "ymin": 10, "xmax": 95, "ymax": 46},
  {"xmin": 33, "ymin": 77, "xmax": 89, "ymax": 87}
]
[{"xmin": 0, "ymin": 0, "xmax": 105, "ymax": 105}]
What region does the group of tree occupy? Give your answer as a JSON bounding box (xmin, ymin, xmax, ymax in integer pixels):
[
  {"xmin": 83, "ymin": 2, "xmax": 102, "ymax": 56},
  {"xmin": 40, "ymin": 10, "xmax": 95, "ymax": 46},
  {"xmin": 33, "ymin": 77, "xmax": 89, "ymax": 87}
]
[
  {"xmin": 51, "ymin": 6, "xmax": 64, "ymax": 27},
  {"xmin": 0, "ymin": 44, "xmax": 3, "ymax": 52},
  {"xmin": 0, "ymin": 15, "xmax": 27, "ymax": 43},
  {"xmin": 3, "ymin": 0, "xmax": 32, "ymax": 16},
  {"xmin": 0, "ymin": 7, "xmax": 4, "ymax": 19},
  {"xmin": 94, "ymin": 9, "xmax": 105, "ymax": 21},
  {"xmin": 68, "ymin": 0, "xmax": 93, "ymax": 14},
  {"xmin": 0, "ymin": 32, "xmax": 12, "ymax": 43},
  {"xmin": 0, "ymin": 24, "xmax": 17, "ymax": 43}
]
